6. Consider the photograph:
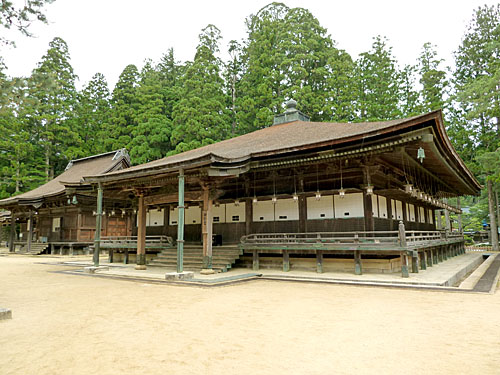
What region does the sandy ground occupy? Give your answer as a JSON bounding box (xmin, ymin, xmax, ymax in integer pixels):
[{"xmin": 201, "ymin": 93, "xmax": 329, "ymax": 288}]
[{"xmin": 1, "ymin": 253, "xmax": 500, "ymax": 375}]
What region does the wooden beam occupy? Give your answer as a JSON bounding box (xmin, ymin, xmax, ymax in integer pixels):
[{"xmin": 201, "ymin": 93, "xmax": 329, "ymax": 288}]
[{"xmin": 144, "ymin": 191, "xmax": 204, "ymax": 206}]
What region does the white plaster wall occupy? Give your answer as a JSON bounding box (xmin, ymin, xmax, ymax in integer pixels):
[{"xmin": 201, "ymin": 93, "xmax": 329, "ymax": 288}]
[
  {"xmin": 169, "ymin": 207, "xmax": 178, "ymax": 225},
  {"xmin": 52, "ymin": 217, "xmax": 60, "ymax": 232},
  {"xmin": 419, "ymin": 207, "xmax": 426, "ymax": 223},
  {"xmin": 307, "ymin": 195, "xmax": 334, "ymax": 219},
  {"xmin": 408, "ymin": 204, "xmax": 416, "ymax": 221},
  {"xmin": 391, "ymin": 199, "xmax": 396, "ymax": 219},
  {"xmin": 226, "ymin": 202, "xmax": 245, "ymax": 222},
  {"xmin": 428, "ymin": 209, "xmax": 434, "ymax": 224},
  {"xmin": 395, "ymin": 200, "xmax": 403, "ymax": 220},
  {"xmin": 275, "ymin": 198, "xmax": 299, "ymax": 221},
  {"xmin": 334, "ymin": 193, "xmax": 363, "ymax": 218},
  {"xmin": 147, "ymin": 209, "xmax": 164, "ymax": 226},
  {"xmin": 372, "ymin": 195, "xmax": 379, "ymax": 218},
  {"xmin": 253, "ymin": 200, "xmax": 275, "ymax": 222},
  {"xmin": 185, "ymin": 206, "xmax": 201, "ymax": 224},
  {"xmin": 378, "ymin": 196, "xmax": 388, "ymax": 218},
  {"xmin": 212, "ymin": 204, "xmax": 226, "ymax": 223}
]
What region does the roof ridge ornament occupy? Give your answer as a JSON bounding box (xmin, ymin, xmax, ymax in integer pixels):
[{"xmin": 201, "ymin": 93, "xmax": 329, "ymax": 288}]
[{"xmin": 273, "ymin": 99, "xmax": 310, "ymax": 125}]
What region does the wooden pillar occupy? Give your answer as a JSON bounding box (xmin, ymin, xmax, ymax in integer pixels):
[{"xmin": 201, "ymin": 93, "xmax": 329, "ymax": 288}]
[
  {"xmin": 177, "ymin": 169, "xmax": 185, "ymax": 273},
  {"xmin": 444, "ymin": 198, "xmax": 451, "ymax": 232},
  {"xmin": 354, "ymin": 251, "xmax": 362, "ymax": 275},
  {"xmin": 27, "ymin": 211, "xmax": 33, "ymax": 253},
  {"xmin": 443, "ymin": 245, "xmax": 448, "ymax": 260},
  {"xmin": 76, "ymin": 211, "xmax": 82, "ymax": 241},
  {"xmin": 283, "ymin": 250, "xmax": 290, "ymax": 272},
  {"xmin": 363, "ymin": 191, "xmax": 374, "ymax": 232},
  {"xmin": 399, "ymin": 221, "xmax": 409, "ymax": 277},
  {"xmin": 400, "ymin": 252, "xmax": 409, "ymax": 277},
  {"xmin": 93, "ymin": 183, "xmax": 103, "ymax": 267},
  {"xmin": 433, "ymin": 247, "xmax": 438, "ymax": 264},
  {"xmin": 438, "ymin": 247, "xmax": 443, "ymax": 262},
  {"xmin": 411, "ymin": 252, "xmax": 419, "ymax": 273},
  {"xmin": 298, "ymin": 194, "xmax": 307, "ymax": 233},
  {"xmin": 457, "ymin": 197, "xmax": 463, "ymax": 233},
  {"xmin": 136, "ymin": 194, "xmax": 147, "ymax": 270},
  {"xmin": 487, "ymin": 180, "xmax": 499, "ymax": 251},
  {"xmin": 316, "ymin": 251, "xmax": 323, "ymax": 273},
  {"xmin": 427, "ymin": 249, "xmax": 433, "ymax": 267},
  {"xmin": 245, "ymin": 198, "xmax": 253, "ymax": 235},
  {"xmin": 421, "ymin": 251, "xmax": 427, "ymax": 270},
  {"xmin": 436, "ymin": 210, "xmax": 442, "ymax": 230},
  {"xmin": 108, "ymin": 249, "xmax": 113, "ymax": 263},
  {"xmin": 201, "ymin": 187, "xmax": 214, "ymax": 273},
  {"xmin": 252, "ymin": 250, "xmax": 259, "ymax": 270},
  {"xmin": 9, "ymin": 212, "xmax": 16, "ymax": 253},
  {"xmin": 124, "ymin": 249, "xmax": 129, "ymax": 264}
]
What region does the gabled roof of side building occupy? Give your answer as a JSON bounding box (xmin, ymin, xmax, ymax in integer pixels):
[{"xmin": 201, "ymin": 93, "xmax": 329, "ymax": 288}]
[{"xmin": 0, "ymin": 149, "xmax": 130, "ymax": 206}]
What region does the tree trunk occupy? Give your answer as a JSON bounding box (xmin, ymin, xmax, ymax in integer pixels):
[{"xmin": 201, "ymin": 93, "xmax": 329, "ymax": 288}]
[
  {"xmin": 487, "ymin": 180, "xmax": 499, "ymax": 251},
  {"xmin": 45, "ymin": 146, "xmax": 50, "ymax": 182}
]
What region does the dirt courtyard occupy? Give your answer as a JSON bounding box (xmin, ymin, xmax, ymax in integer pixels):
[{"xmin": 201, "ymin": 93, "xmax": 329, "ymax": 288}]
[{"xmin": 1, "ymin": 254, "xmax": 500, "ymax": 375}]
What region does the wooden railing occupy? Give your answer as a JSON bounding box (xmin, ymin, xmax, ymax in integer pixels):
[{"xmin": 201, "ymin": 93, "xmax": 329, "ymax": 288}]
[
  {"xmin": 99, "ymin": 235, "xmax": 173, "ymax": 248},
  {"xmin": 240, "ymin": 230, "xmax": 464, "ymax": 250}
]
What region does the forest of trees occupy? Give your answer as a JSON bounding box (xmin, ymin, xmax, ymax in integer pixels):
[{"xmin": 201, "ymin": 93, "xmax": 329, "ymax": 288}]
[{"xmin": 0, "ymin": 2, "xmax": 499, "ymax": 232}]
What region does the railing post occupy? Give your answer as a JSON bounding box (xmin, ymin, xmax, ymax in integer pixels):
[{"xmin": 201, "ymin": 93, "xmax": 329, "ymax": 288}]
[
  {"xmin": 93, "ymin": 183, "xmax": 103, "ymax": 267},
  {"xmin": 316, "ymin": 251, "xmax": 323, "ymax": 273},
  {"xmin": 398, "ymin": 221, "xmax": 409, "ymax": 277},
  {"xmin": 177, "ymin": 169, "xmax": 185, "ymax": 273},
  {"xmin": 283, "ymin": 250, "xmax": 290, "ymax": 272}
]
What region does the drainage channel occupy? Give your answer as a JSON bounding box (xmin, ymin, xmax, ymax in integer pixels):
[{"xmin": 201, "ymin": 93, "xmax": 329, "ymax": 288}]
[{"xmin": 473, "ymin": 254, "xmax": 500, "ymax": 293}]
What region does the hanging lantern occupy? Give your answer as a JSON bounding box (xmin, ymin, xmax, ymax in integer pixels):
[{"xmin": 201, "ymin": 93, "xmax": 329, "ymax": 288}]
[
  {"xmin": 366, "ymin": 185, "xmax": 374, "ymax": 195},
  {"xmin": 339, "ymin": 188, "xmax": 345, "ymax": 198},
  {"xmin": 67, "ymin": 197, "xmax": 71, "ymax": 205},
  {"xmin": 252, "ymin": 196, "xmax": 258, "ymax": 204},
  {"xmin": 133, "ymin": 209, "xmax": 137, "ymax": 214},
  {"xmin": 292, "ymin": 193, "xmax": 299, "ymax": 202},
  {"xmin": 72, "ymin": 195, "xmax": 78, "ymax": 204},
  {"xmin": 111, "ymin": 210, "xmax": 116, "ymax": 216},
  {"xmin": 404, "ymin": 184, "xmax": 413, "ymax": 194},
  {"xmin": 272, "ymin": 195, "xmax": 277, "ymax": 204},
  {"xmin": 417, "ymin": 147, "xmax": 425, "ymax": 163},
  {"xmin": 234, "ymin": 199, "xmax": 240, "ymax": 207},
  {"xmin": 411, "ymin": 188, "xmax": 418, "ymax": 198},
  {"xmin": 315, "ymin": 191, "xmax": 321, "ymax": 201},
  {"xmin": 92, "ymin": 210, "xmax": 97, "ymax": 216}
]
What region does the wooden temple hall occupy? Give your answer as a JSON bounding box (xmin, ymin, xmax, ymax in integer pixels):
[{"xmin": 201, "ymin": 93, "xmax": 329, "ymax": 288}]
[
  {"xmin": 0, "ymin": 150, "xmax": 133, "ymax": 255},
  {"xmin": 84, "ymin": 101, "xmax": 481, "ymax": 277}
]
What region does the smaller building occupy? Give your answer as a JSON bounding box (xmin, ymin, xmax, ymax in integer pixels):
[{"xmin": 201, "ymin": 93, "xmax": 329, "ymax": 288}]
[{"xmin": 0, "ymin": 149, "xmax": 132, "ymax": 254}]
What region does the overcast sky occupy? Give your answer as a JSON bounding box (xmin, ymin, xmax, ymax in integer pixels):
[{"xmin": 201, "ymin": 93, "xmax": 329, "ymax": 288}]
[{"xmin": 2, "ymin": 0, "xmax": 497, "ymax": 89}]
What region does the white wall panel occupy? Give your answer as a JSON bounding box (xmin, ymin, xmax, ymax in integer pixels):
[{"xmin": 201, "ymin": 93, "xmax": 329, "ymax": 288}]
[
  {"xmin": 275, "ymin": 198, "xmax": 299, "ymax": 221},
  {"xmin": 378, "ymin": 196, "xmax": 388, "ymax": 218},
  {"xmin": 226, "ymin": 202, "xmax": 245, "ymax": 222},
  {"xmin": 428, "ymin": 209, "xmax": 434, "ymax": 224},
  {"xmin": 169, "ymin": 207, "xmax": 178, "ymax": 225},
  {"xmin": 253, "ymin": 200, "xmax": 274, "ymax": 222},
  {"xmin": 408, "ymin": 204, "xmax": 416, "ymax": 222},
  {"xmin": 212, "ymin": 204, "xmax": 226, "ymax": 223},
  {"xmin": 185, "ymin": 206, "xmax": 201, "ymax": 224},
  {"xmin": 372, "ymin": 195, "xmax": 379, "ymax": 218},
  {"xmin": 335, "ymin": 193, "xmax": 363, "ymax": 218},
  {"xmin": 307, "ymin": 195, "xmax": 334, "ymax": 219},
  {"xmin": 147, "ymin": 209, "xmax": 164, "ymax": 226},
  {"xmin": 395, "ymin": 200, "xmax": 403, "ymax": 220},
  {"xmin": 419, "ymin": 207, "xmax": 425, "ymax": 223}
]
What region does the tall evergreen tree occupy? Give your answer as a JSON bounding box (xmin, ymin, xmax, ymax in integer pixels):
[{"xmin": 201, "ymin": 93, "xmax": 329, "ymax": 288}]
[
  {"xmin": 355, "ymin": 36, "xmax": 402, "ymax": 121},
  {"xmin": 129, "ymin": 60, "xmax": 172, "ymax": 164},
  {"xmin": 106, "ymin": 64, "xmax": 140, "ymax": 151},
  {"xmin": 171, "ymin": 24, "xmax": 230, "ymax": 154},
  {"xmin": 418, "ymin": 42, "xmax": 447, "ymax": 112},
  {"xmin": 76, "ymin": 72, "xmax": 111, "ymax": 155},
  {"xmin": 29, "ymin": 37, "xmax": 79, "ymax": 180}
]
